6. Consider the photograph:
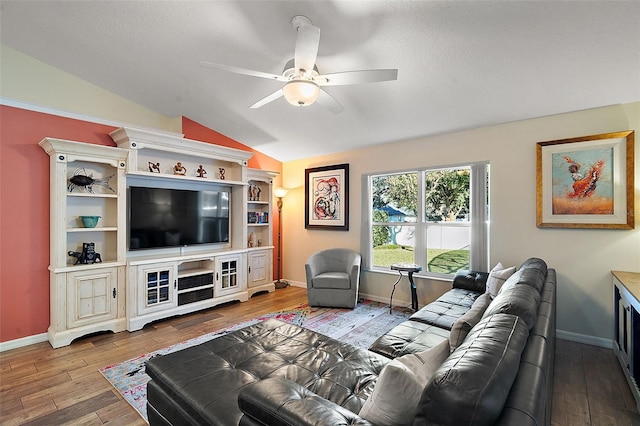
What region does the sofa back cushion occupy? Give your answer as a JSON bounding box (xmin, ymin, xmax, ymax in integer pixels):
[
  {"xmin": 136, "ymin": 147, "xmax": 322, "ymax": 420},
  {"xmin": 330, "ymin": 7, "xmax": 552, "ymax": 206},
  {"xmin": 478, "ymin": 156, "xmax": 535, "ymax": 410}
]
[
  {"xmin": 483, "ymin": 281, "xmax": 541, "ymax": 330},
  {"xmin": 414, "ymin": 314, "xmax": 529, "ymax": 426},
  {"xmin": 452, "ymin": 270, "xmax": 489, "ymax": 293},
  {"xmin": 514, "ymin": 258, "xmax": 548, "ymax": 292}
]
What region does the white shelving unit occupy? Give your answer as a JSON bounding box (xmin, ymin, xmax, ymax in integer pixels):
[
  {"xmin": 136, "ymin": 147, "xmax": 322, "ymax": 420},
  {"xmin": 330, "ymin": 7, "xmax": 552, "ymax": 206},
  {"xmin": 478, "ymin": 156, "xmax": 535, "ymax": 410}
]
[
  {"xmin": 40, "ymin": 138, "xmax": 129, "ymax": 348},
  {"xmin": 246, "ymin": 169, "xmax": 278, "ymax": 297},
  {"xmin": 41, "ymin": 128, "xmax": 279, "ymax": 344}
]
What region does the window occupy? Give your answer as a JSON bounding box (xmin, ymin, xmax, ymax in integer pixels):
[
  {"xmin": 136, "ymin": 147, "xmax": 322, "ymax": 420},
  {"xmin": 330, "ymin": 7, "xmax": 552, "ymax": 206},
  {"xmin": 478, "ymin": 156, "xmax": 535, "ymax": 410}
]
[{"xmin": 364, "ymin": 163, "xmax": 489, "ymax": 276}]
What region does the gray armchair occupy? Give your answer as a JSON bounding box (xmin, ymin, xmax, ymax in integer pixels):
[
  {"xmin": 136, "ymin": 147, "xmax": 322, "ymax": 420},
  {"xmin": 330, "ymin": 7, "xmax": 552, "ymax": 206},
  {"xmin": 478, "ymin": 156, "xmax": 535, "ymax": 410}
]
[{"xmin": 305, "ymin": 248, "xmax": 361, "ymax": 308}]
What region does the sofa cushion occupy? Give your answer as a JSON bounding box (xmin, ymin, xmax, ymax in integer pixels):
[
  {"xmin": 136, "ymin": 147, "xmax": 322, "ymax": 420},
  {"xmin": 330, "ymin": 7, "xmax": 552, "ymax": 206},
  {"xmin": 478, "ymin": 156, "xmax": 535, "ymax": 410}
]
[
  {"xmin": 368, "ymin": 320, "xmax": 450, "ymax": 358},
  {"xmin": 449, "ymin": 293, "xmax": 491, "ymax": 351},
  {"xmin": 359, "ymin": 340, "xmax": 450, "ymax": 426},
  {"xmin": 415, "ymin": 313, "xmax": 530, "ymax": 426},
  {"xmin": 483, "ymin": 281, "xmax": 541, "ymax": 330},
  {"xmin": 486, "ymin": 263, "xmax": 516, "ymax": 298},
  {"xmin": 410, "ymin": 288, "xmax": 481, "ymax": 330}
]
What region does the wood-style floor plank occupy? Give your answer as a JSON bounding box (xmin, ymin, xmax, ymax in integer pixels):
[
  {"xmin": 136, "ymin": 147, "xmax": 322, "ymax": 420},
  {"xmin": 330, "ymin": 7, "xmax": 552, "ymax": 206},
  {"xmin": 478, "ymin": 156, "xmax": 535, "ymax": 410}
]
[{"xmin": 1, "ymin": 286, "xmax": 638, "ymax": 425}]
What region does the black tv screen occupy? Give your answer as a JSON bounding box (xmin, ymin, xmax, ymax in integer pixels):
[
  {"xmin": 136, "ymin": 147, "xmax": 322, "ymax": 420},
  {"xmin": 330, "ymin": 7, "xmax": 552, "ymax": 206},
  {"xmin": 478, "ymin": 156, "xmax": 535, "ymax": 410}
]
[{"xmin": 128, "ymin": 186, "xmax": 230, "ymax": 250}]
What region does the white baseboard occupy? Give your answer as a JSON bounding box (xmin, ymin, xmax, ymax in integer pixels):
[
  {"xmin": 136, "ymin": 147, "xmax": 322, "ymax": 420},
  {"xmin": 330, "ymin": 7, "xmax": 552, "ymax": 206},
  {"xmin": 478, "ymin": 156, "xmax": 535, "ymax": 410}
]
[
  {"xmin": 286, "ymin": 280, "xmax": 306, "ymax": 288},
  {"xmin": 557, "ymin": 329, "xmax": 613, "ymax": 349},
  {"xmin": 0, "ymin": 333, "xmax": 49, "ymax": 352}
]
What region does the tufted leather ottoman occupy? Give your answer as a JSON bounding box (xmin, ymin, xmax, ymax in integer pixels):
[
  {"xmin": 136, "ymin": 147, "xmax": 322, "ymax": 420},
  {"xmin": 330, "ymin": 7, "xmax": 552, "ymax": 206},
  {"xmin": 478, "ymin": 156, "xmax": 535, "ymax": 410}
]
[{"xmin": 145, "ymin": 318, "xmax": 390, "ymax": 425}]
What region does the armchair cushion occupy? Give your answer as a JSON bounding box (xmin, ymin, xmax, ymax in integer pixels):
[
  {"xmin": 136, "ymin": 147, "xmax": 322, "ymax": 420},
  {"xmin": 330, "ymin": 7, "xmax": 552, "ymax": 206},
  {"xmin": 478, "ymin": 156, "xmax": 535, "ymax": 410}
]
[{"xmin": 313, "ymin": 272, "xmax": 351, "ymax": 289}]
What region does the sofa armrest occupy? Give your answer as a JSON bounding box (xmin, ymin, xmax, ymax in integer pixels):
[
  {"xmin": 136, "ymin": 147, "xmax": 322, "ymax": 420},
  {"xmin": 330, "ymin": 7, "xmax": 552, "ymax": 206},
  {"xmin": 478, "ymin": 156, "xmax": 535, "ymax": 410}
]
[
  {"xmin": 452, "ymin": 269, "xmax": 489, "ymax": 293},
  {"xmin": 238, "ymin": 377, "xmax": 373, "ymax": 426}
]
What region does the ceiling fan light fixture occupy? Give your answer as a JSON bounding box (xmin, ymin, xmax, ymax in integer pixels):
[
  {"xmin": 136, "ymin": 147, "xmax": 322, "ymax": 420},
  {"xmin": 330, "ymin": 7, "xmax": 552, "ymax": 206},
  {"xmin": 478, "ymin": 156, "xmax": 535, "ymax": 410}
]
[{"xmin": 283, "ymin": 80, "xmax": 319, "ymax": 107}]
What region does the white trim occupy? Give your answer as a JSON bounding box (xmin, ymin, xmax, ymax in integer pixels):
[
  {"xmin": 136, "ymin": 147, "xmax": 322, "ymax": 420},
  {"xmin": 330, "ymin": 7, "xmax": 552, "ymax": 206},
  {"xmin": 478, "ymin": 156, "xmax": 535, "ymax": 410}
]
[
  {"xmin": 557, "ymin": 329, "xmax": 614, "ymax": 349},
  {"xmin": 287, "ymin": 280, "xmax": 307, "ymax": 288},
  {"xmin": 0, "ymin": 333, "xmax": 49, "ymax": 352},
  {"xmin": 0, "ymin": 97, "xmax": 179, "ymax": 135}
]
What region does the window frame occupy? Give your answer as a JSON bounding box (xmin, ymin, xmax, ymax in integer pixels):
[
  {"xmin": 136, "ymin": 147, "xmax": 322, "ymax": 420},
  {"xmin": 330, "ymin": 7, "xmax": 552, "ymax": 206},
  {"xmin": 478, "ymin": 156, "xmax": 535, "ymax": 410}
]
[{"xmin": 362, "ymin": 161, "xmax": 489, "ymax": 277}]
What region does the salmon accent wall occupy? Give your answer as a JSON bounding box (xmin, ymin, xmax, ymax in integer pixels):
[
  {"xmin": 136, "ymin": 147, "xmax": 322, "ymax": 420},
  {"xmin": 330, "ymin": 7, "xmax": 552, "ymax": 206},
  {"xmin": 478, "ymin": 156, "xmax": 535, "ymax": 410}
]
[{"xmin": 0, "ymin": 106, "xmax": 281, "ymax": 344}]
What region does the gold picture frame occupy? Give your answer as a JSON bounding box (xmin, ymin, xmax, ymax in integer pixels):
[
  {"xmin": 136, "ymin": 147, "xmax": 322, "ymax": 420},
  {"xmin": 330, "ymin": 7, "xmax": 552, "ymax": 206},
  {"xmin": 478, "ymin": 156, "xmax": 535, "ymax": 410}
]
[{"xmin": 536, "ymin": 130, "xmax": 634, "ymax": 229}]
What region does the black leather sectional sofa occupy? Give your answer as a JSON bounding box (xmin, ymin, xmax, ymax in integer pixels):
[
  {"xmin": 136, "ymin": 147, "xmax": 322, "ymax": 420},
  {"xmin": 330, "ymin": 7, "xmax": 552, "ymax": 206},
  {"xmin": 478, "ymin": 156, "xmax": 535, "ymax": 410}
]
[{"xmin": 145, "ymin": 257, "xmax": 556, "ymax": 425}]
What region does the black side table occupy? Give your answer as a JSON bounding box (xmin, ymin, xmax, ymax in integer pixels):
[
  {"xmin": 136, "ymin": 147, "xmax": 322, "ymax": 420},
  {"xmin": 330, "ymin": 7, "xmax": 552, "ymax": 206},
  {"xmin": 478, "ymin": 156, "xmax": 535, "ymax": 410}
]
[{"xmin": 389, "ymin": 263, "xmax": 423, "ymax": 313}]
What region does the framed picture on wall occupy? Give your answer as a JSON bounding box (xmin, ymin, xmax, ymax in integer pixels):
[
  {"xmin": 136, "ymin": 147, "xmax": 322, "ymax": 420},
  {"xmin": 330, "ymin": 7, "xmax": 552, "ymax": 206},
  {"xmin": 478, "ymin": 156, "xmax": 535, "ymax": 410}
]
[
  {"xmin": 536, "ymin": 130, "xmax": 634, "ymax": 229},
  {"xmin": 305, "ymin": 163, "xmax": 349, "ymax": 230}
]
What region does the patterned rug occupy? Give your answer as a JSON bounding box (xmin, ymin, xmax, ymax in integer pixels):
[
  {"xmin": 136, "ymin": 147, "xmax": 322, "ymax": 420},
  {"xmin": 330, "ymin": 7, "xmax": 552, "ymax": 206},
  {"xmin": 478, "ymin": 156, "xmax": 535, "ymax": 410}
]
[{"xmin": 99, "ymin": 299, "xmax": 411, "ymax": 423}]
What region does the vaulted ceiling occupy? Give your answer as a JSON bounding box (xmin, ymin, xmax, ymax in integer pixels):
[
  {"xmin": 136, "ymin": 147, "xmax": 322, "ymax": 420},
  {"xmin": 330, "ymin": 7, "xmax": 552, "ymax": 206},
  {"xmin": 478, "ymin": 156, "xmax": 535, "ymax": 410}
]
[{"xmin": 1, "ymin": 1, "xmax": 639, "ymax": 161}]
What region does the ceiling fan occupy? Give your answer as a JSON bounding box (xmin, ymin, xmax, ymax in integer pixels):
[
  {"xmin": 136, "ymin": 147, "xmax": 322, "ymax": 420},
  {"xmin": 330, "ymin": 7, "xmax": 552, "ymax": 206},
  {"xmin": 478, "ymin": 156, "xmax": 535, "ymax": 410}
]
[{"xmin": 201, "ymin": 15, "xmax": 398, "ymax": 113}]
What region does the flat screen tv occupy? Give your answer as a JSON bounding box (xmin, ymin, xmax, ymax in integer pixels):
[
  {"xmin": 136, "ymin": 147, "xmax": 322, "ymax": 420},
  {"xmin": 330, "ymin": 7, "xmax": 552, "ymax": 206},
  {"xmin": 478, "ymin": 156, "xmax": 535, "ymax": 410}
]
[{"xmin": 128, "ymin": 186, "xmax": 230, "ymax": 250}]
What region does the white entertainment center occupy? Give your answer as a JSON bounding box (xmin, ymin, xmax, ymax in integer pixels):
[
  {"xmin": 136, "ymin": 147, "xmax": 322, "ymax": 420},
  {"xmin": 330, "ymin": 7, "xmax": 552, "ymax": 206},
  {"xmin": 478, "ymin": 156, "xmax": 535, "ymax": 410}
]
[{"xmin": 40, "ymin": 127, "xmax": 278, "ymax": 348}]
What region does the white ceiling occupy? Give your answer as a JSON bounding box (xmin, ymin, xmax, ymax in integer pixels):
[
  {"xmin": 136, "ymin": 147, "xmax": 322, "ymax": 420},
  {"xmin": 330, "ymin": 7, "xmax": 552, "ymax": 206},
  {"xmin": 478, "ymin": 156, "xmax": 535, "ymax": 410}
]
[{"xmin": 1, "ymin": 1, "xmax": 639, "ymax": 162}]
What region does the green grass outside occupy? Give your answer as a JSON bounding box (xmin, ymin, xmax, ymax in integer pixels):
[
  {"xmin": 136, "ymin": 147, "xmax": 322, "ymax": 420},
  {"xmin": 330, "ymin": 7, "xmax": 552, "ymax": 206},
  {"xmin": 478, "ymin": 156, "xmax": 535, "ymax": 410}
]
[{"xmin": 373, "ymin": 245, "xmax": 469, "ymax": 274}]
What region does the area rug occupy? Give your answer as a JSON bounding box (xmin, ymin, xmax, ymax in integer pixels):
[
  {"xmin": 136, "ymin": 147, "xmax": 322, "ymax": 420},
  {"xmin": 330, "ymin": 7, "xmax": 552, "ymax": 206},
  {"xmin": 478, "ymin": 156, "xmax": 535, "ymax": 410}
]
[{"xmin": 99, "ymin": 299, "xmax": 411, "ymax": 423}]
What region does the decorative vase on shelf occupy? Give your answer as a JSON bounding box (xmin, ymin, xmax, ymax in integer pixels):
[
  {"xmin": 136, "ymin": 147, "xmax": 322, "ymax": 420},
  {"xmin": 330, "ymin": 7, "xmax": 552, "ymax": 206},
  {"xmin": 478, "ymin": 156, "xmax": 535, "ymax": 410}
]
[{"xmin": 80, "ymin": 216, "xmax": 101, "ymax": 228}]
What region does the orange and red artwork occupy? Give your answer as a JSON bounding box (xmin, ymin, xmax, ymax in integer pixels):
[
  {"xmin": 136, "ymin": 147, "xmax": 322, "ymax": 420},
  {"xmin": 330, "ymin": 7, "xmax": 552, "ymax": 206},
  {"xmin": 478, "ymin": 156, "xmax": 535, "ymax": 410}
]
[{"xmin": 551, "ymin": 148, "xmax": 614, "ymax": 215}]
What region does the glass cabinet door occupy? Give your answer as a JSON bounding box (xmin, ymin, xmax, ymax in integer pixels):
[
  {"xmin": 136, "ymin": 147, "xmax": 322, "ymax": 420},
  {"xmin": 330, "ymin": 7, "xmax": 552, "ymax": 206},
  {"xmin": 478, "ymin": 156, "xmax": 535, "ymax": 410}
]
[
  {"xmin": 216, "ymin": 255, "xmax": 244, "ymax": 296},
  {"xmin": 138, "ymin": 264, "xmax": 175, "ymax": 314}
]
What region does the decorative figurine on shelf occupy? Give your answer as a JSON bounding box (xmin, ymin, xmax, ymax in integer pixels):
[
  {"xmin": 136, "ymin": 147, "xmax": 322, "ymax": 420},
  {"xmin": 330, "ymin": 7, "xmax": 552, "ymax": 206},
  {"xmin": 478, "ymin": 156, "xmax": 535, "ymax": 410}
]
[
  {"xmin": 67, "ymin": 168, "xmax": 115, "ymax": 193},
  {"xmin": 196, "ymin": 165, "xmax": 207, "ymax": 178},
  {"xmin": 256, "ymin": 186, "xmax": 262, "ymax": 201},
  {"xmin": 248, "ymin": 185, "xmax": 253, "ymax": 201},
  {"xmin": 173, "ymin": 162, "xmax": 187, "ymax": 175},
  {"xmin": 219, "ymin": 167, "xmax": 226, "ymax": 180},
  {"xmin": 148, "ymin": 162, "xmax": 161, "ymax": 173},
  {"xmin": 68, "ymin": 242, "xmax": 102, "ymax": 265}
]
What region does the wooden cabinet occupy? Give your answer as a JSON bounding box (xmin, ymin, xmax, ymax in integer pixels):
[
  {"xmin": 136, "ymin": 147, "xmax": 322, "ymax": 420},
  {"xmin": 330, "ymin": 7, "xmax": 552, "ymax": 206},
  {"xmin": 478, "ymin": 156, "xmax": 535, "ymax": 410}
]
[
  {"xmin": 128, "ymin": 254, "xmax": 249, "ymax": 331},
  {"xmin": 613, "ymin": 271, "xmax": 640, "ymax": 412},
  {"xmin": 66, "ymin": 267, "xmax": 122, "ymax": 329},
  {"xmin": 215, "ymin": 254, "xmax": 245, "ymax": 297},
  {"xmin": 40, "ymin": 138, "xmax": 128, "ymax": 348},
  {"xmin": 247, "ymin": 250, "xmax": 272, "ymax": 296},
  {"xmin": 137, "ymin": 263, "xmax": 176, "ymax": 316}
]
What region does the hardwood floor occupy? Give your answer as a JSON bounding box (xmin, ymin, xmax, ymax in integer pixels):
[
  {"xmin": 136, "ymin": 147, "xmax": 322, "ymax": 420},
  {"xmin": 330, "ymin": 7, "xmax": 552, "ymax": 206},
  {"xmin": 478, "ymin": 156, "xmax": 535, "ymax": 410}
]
[{"xmin": 1, "ymin": 286, "xmax": 638, "ymax": 425}]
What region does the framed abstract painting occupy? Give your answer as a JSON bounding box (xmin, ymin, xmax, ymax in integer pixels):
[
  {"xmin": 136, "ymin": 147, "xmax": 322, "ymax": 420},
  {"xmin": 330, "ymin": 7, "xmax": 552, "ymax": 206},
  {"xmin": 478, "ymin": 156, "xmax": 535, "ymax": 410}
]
[
  {"xmin": 305, "ymin": 163, "xmax": 349, "ymax": 230},
  {"xmin": 536, "ymin": 130, "xmax": 634, "ymax": 229}
]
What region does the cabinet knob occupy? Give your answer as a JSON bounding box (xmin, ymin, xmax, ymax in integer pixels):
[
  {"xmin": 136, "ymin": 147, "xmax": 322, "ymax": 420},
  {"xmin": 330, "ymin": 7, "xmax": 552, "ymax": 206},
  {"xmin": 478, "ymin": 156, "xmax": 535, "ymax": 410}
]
[{"xmin": 112, "ymin": 288, "xmax": 117, "ymax": 298}]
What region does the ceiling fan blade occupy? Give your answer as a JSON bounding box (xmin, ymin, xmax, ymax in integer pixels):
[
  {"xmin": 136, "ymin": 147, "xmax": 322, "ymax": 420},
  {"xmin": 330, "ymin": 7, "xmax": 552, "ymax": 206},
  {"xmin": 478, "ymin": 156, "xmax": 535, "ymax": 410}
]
[
  {"xmin": 294, "ymin": 23, "xmax": 320, "ymax": 76},
  {"xmin": 317, "ymin": 69, "xmax": 398, "ymax": 86},
  {"xmin": 316, "ymin": 89, "xmax": 344, "ymax": 114},
  {"xmin": 249, "ymin": 89, "xmax": 284, "ymax": 109},
  {"xmin": 201, "ymin": 61, "xmax": 288, "ymax": 82}
]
